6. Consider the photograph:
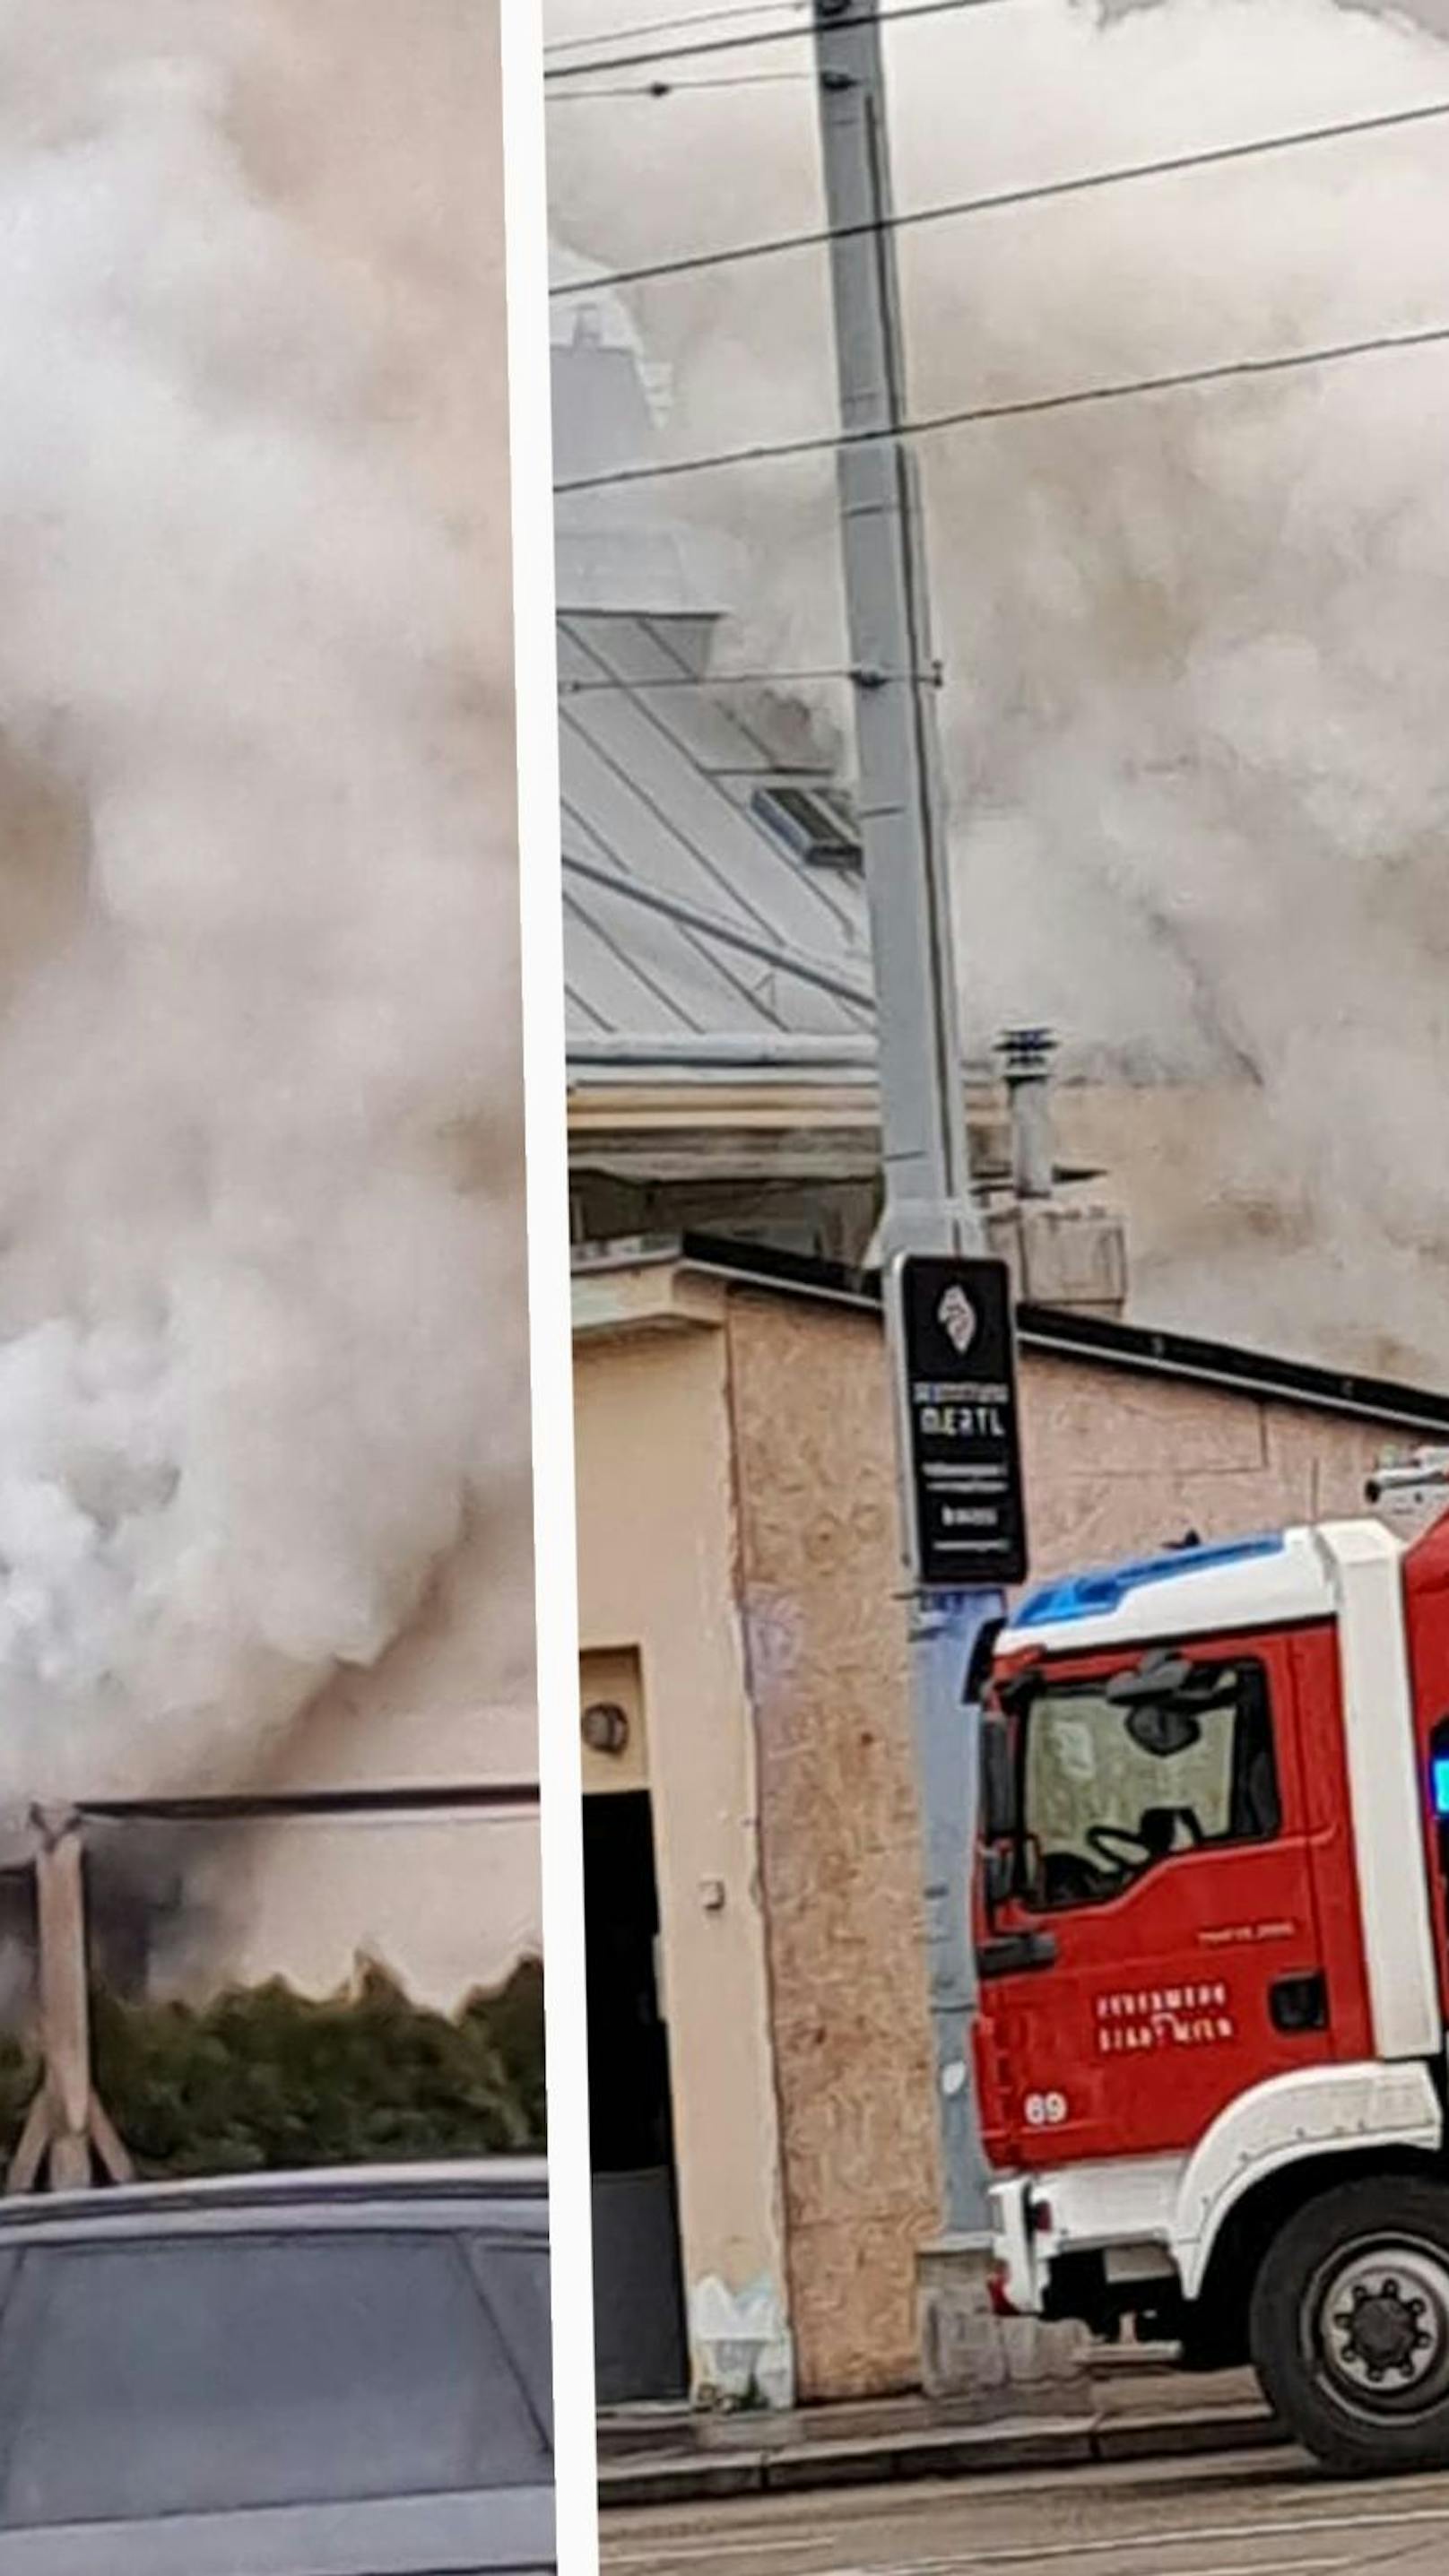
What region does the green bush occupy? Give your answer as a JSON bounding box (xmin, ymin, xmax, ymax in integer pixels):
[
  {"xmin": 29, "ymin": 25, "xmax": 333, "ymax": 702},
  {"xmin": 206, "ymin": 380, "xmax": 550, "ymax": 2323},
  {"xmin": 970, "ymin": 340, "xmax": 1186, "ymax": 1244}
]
[{"xmin": 80, "ymin": 1956, "xmax": 546, "ymax": 2179}]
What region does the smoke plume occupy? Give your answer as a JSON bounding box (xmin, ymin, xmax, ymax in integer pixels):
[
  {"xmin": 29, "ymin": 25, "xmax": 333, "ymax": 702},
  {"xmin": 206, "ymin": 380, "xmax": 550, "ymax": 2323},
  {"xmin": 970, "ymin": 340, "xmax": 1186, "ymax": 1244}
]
[
  {"xmin": 0, "ymin": 2, "xmax": 527, "ymax": 1799},
  {"xmin": 549, "ymin": 0, "xmax": 1449, "ymax": 1381}
]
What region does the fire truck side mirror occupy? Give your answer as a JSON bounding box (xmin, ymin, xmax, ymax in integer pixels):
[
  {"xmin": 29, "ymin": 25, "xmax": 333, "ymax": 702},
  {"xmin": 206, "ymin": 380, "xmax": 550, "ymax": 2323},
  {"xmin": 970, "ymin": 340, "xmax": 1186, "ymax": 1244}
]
[
  {"xmin": 964, "ymin": 1618, "xmax": 1004, "ymax": 1706},
  {"xmin": 983, "ymin": 1843, "xmax": 1015, "ymax": 1907},
  {"xmin": 980, "ymin": 1715, "xmax": 1019, "ymax": 1845}
]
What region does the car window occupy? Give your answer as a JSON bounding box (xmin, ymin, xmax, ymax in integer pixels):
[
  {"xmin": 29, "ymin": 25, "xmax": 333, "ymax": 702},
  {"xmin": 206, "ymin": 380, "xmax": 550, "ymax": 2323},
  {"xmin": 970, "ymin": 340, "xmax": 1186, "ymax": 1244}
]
[
  {"xmin": 469, "ymin": 2235, "xmax": 553, "ymax": 2437},
  {"xmin": 0, "ymin": 2229, "xmax": 551, "ymax": 2528}
]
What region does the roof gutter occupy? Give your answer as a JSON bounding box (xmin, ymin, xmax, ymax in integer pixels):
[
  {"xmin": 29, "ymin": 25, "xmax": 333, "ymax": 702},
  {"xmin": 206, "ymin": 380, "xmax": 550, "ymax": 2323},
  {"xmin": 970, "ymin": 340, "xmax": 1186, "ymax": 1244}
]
[
  {"xmin": 568, "ymin": 1033, "xmax": 879, "ymax": 1072},
  {"xmin": 571, "ymin": 1232, "xmax": 1449, "ymax": 1437}
]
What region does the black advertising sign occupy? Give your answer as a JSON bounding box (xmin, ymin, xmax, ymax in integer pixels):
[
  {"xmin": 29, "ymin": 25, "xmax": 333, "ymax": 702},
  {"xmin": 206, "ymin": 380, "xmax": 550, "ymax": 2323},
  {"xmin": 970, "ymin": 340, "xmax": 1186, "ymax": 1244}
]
[{"xmin": 890, "ymin": 1254, "xmax": 1028, "ymax": 1588}]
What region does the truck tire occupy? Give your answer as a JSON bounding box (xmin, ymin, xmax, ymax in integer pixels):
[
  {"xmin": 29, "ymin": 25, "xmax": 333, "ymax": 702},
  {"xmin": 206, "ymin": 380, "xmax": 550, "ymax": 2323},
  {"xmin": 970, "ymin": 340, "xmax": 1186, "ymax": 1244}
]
[{"xmin": 1249, "ymin": 2175, "xmax": 1449, "ymax": 2475}]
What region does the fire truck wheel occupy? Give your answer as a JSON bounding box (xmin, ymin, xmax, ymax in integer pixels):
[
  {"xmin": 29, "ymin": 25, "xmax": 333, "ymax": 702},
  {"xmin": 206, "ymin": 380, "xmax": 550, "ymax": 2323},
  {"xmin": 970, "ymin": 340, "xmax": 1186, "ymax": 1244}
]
[{"xmin": 1249, "ymin": 2175, "xmax": 1449, "ymax": 2474}]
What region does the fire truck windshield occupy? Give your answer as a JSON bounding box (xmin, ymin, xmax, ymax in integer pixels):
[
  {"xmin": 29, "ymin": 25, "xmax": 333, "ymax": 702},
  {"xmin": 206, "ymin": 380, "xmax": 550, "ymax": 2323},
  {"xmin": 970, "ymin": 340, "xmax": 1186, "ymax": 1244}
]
[{"xmin": 1017, "ymin": 1660, "xmax": 1280, "ymax": 1910}]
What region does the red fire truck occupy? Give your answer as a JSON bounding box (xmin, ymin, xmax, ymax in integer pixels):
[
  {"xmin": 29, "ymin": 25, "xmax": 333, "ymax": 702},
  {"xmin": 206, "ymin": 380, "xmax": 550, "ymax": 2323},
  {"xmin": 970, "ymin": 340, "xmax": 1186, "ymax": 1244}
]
[{"xmin": 974, "ymin": 1474, "xmax": 1449, "ymax": 2472}]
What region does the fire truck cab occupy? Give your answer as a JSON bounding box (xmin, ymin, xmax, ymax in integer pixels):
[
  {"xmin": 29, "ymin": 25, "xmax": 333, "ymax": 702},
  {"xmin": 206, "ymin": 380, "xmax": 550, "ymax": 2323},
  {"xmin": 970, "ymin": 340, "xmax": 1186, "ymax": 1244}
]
[{"xmin": 975, "ymin": 1494, "xmax": 1449, "ymax": 2473}]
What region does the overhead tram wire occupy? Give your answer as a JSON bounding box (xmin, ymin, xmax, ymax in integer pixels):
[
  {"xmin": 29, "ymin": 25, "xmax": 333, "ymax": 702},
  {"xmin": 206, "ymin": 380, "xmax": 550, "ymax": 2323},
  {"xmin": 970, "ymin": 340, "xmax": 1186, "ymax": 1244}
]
[
  {"xmin": 553, "ymin": 317, "xmax": 1449, "ymax": 496},
  {"xmin": 560, "ymin": 664, "xmax": 900, "ymax": 690},
  {"xmin": 547, "ymin": 93, "xmax": 1449, "ymax": 291},
  {"xmin": 549, "ymin": 69, "xmax": 811, "ymax": 96},
  {"xmin": 542, "ymin": 0, "xmax": 1014, "ymax": 83},
  {"xmin": 544, "ymin": 1, "xmax": 806, "ymax": 58}
]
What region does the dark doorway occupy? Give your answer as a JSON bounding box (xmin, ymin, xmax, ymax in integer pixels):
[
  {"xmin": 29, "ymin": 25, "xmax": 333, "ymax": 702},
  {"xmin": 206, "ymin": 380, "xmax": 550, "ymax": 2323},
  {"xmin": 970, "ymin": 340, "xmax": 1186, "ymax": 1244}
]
[{"xmin": 584, "ymin": 1790, "xmax": 688, "ymax": 2405}]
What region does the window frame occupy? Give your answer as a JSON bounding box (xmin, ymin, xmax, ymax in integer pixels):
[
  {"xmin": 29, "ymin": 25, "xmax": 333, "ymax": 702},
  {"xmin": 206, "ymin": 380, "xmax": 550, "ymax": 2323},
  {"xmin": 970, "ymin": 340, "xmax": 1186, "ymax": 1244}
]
[{"xmin": 1013, "ymin": 1650, "xmax": 1282, "ymax": 1915}]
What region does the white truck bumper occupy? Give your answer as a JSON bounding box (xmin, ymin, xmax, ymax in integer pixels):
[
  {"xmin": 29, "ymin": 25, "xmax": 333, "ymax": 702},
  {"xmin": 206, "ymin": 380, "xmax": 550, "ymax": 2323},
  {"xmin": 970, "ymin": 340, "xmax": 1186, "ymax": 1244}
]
[
  {"xmin": 988, "ymin": 2175, "xmax": 1039, "ymax": 2315},
  {"xmin": 988, "ymin": 2156, "xmax": 1187, "ymax": 2316}
]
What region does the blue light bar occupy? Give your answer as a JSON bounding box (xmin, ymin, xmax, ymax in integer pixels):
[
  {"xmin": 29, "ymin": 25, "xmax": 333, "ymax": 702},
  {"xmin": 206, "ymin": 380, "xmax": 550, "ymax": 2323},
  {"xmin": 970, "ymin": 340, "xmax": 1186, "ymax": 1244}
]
[
  {"xmin": 1011, "ymin": 1533, "xmax": 1285, "ymax": 1632},
  {"xmin": 1432, "ymin": 1756, "xmax": 1449, "ymax": 1820}
]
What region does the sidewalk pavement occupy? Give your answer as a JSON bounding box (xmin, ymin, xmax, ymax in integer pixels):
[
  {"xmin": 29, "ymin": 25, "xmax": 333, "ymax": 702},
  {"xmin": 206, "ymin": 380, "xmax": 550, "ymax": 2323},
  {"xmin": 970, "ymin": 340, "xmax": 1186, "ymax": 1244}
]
[{"xmin": 597, "ymin": 2350, "xmax": 1286, "ymax": 2509}]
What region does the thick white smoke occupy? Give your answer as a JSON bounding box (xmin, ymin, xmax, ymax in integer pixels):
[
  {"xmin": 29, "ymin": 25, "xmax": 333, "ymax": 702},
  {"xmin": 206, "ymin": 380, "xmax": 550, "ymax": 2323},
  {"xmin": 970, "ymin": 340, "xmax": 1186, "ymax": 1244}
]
[
  {"xmin": 549, "ymin": 0, "xmax": 1449, "ymax": 1381},
  {"xmin": 0, "ymin": 2, "xmax": 528, "ymax": 1799}
]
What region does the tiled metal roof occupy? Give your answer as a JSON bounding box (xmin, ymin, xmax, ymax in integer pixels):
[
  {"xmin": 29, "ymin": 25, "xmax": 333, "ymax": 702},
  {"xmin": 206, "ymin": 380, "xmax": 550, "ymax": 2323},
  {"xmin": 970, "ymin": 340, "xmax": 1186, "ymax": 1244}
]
[
  {"xmin": 552, "ymin": 258, "xmax": 885, "ymax": 1080},
  {"xmin": 560, "ymin": 609, "xmax": 878, "ymax": 1079}
]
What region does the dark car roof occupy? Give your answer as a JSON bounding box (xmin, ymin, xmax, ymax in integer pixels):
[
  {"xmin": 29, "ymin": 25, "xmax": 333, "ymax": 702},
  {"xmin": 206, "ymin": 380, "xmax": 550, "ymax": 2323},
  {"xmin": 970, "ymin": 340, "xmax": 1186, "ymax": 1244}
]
[{"xmin": 0, "ymin": 2161, "xmax": 549, "ymax": 2248}]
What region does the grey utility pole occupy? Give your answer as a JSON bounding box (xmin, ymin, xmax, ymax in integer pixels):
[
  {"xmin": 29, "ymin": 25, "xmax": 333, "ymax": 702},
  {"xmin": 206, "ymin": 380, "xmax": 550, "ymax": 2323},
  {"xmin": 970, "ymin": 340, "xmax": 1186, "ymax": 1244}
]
[{"xmin": 812, "ymin": 0, "xmax": 1002, "ymax": 2235}]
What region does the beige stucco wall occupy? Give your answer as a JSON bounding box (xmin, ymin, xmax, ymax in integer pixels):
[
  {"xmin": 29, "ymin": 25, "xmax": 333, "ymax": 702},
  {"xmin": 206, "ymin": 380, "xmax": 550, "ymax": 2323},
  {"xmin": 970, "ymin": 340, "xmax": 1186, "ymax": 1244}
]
[
  {"xmin": 720, "ymin": 1282, "xmax": 1414, "ymax": 2400},
  {"xmin": 724, "ymin": 1290, "xmax": 936, "ymax": 2403},
  {"xmin": 573, "ymin": 1299, "xmax": 792, "ymax": 2404},
  {"xmin": 1019, "ymin": 1350, "xmax": 1391, "ymax": 1573}
]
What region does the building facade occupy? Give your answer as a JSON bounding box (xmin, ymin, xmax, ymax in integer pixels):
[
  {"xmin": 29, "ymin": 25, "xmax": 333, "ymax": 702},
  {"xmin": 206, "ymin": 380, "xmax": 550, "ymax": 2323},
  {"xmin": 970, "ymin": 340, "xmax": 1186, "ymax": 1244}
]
[{"xmin": 574, "ymin": 1237, "xmax": 1449, "ymax": 2408}]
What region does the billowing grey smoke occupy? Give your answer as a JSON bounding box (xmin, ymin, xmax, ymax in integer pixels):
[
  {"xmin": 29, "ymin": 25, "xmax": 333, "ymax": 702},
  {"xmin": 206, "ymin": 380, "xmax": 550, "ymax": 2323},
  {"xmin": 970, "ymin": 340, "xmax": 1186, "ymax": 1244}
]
[
  {"xmin": 1106, "ymin": 0, "xmax": 1449, "ymax": 35},
  {"xmin": 550, "ymin": 0, "xmax": 1449, "ymax": 1380},
  {"xmin": 0, "ymin": 2, "xmax": 527, "ymax": 1799}
]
